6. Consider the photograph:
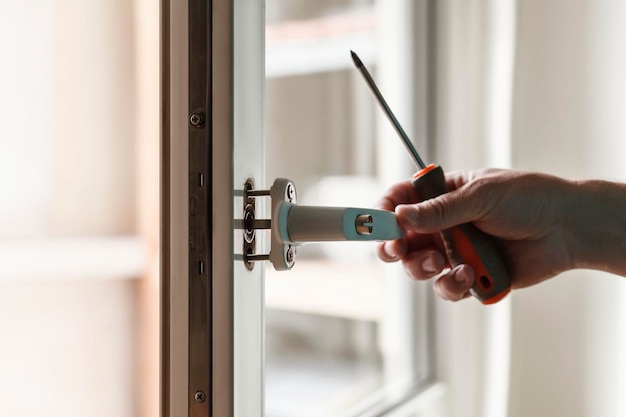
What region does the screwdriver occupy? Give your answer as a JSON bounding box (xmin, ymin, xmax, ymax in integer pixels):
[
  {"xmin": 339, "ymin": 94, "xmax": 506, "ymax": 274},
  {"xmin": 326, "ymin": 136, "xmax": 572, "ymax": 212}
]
[{"xmin": 350, "ymin": 50, "xmax": 511, "ymax": 304}]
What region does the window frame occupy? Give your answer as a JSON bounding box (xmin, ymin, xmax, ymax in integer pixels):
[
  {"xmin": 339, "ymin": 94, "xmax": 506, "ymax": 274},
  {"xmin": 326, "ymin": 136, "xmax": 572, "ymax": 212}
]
[{"xmin": 161, "ymin": 0, "xmax": 266, "ymax": 415}]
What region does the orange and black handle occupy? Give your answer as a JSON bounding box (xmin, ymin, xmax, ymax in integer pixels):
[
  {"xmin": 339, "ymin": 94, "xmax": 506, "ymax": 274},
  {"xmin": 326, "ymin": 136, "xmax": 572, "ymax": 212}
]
[{"xmin": 411, "ymin": 164, "xmax": 511, "ymax": 304}]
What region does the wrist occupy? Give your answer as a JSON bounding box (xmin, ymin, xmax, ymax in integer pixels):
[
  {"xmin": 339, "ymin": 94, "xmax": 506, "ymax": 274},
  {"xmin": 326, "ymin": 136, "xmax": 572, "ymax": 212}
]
[{"xmin": 564, "ymin": 179, "xmax": 626, "ymax": 275}]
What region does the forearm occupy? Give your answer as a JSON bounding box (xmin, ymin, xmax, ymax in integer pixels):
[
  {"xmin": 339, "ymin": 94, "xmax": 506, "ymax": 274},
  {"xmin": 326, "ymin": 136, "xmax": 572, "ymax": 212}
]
[{"xmin": 565, "ymin": 179, "xmax": 626, "ymax": 276}]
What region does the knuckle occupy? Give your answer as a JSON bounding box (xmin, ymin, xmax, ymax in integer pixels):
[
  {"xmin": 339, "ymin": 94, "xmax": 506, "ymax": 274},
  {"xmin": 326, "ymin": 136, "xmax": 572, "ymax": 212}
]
[
  {"xmin": 402, "ymin": 253, "xmax": 433, "ymax": 281},
  {"xmin": 461, "ymin": 176, "xmax": 495, "ymax": 217},
  {"xmin": 402, "ymin": 259, "xmax": 422, "ymax": 280},
  {"xmin": 423, "ymin": 197, "xmax": 448, "ymax": 229},
  {"xmin": 464, "ymin": 176, "xmax": 488, "ymax": 196}
]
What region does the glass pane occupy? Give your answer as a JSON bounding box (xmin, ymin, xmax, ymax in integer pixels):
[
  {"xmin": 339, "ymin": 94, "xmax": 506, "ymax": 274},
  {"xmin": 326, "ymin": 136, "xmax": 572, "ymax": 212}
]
[{"xmin": 264, "ymin": 1, "xmax": 416, "ymax": 415}]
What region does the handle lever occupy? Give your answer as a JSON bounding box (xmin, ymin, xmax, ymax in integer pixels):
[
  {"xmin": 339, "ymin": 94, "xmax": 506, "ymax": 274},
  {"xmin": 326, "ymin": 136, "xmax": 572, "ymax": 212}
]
[
  {"xmin": 275, "ymin": 204, "xmax": 404, "ymax": 243},
  {"xmin": 235, "ymin": 178, "xmax": 404, "ymax": 271}
]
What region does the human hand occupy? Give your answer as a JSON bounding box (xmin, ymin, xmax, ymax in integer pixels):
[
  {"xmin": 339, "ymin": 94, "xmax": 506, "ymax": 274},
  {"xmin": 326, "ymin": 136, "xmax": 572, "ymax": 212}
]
[{"xmin": 375, "ymin": 169, "xmax": 577, "ymax": 301}]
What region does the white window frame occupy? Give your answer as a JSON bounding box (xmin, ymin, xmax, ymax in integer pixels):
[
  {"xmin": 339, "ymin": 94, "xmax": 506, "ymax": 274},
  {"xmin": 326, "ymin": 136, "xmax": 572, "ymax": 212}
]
[{"xmin": 161, "ymin": 0, "xmax": 265, "ymax": 415}]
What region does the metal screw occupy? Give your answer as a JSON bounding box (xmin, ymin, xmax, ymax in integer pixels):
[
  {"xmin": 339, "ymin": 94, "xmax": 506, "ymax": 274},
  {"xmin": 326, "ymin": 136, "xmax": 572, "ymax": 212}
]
[
  {"xmin": 286, "ymin": 245, "xmax": 295, "ymax": 264},
  {"xmin": 286, "ymin": 183, "xmax": 296, "ymax": 202},
  {"xmin": 194, "ymin": 391, "xmax": 206, "ymax": 403},
  {"xmin": 189, "ymin": 113, "xmax": 205, "ymax": 127}
]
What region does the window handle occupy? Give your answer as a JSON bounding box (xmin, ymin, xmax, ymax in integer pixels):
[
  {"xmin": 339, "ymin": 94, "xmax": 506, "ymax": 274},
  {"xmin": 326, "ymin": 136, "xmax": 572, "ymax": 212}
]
[{"xmin": 235, "ymin": 178, "xmax": 404, "ymax": 271}]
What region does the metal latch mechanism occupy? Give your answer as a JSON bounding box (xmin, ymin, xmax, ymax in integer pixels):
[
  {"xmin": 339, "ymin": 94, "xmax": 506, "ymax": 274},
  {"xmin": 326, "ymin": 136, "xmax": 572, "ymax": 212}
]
[{"xmin": 235, "ymin": 178, "xmax": 405, "ymax": 271}]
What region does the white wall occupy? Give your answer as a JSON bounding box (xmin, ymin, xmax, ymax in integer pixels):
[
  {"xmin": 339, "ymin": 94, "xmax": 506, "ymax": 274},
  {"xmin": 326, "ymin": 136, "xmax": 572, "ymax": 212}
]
[
  {"xmin": 0, "ymin": 1, "xmax": 143, "ymax": 416},
  {"xmin": 0, "ymin": 279, "xmax": 137, "ymax": 417},
  {"xmin": 0, "ymin": 1, "xmax": 54, "ymax": 237}
]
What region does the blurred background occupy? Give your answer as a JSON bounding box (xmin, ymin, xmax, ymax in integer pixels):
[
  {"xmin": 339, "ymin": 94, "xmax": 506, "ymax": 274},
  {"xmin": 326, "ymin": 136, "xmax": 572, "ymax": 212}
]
[
  {"xmin": 0, "ymin": 1, "xmax": 159, "ymax": 417},
  {"xmin": 2, "ymin": 0, "xmax": 626, "ymax": 417}
]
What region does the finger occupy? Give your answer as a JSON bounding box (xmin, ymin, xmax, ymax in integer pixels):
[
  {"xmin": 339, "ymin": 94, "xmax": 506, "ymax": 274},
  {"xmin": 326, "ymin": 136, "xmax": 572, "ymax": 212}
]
[
  {"xmin": 443, "ymin": 170, "xmax": 470, "ymax": 192},
  {"xmin": 432, "ymin": 264, "xmax": 475, "ymax": 301},
  {"xmin": 395, "ymin": 184, "xmax": 488, "ymax": 234},
  {"xmin": 401, "ymin": 250, "xmax": 447, "ymax": 280},
  {"xmin": 444, "ymin": 168, "xmax": 502, "ymax": 191},
  {"xmin": 374, "ymin": 180, "xmax": 420, "ymax": 211},
  {"xmin": 377, "ymin": 239, "xmax": 408, "ymax": 262}
]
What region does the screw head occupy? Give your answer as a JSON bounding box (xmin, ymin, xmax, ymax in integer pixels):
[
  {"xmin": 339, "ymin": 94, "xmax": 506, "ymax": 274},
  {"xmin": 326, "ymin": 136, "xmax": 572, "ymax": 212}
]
[
  {"xmin": 286, "ymin": 245, "xmax": 295, "ymax": 264},
  {"xmin": 189, "ymin": 113, "xmax": 205, "ymax": 127},
  {"xmin": 194, "ymin": 391, "xmax": 206, "ymax": 403},
  {"xmin": 286, "ymin": 183, "xmax": 296, "ymax": 202}
]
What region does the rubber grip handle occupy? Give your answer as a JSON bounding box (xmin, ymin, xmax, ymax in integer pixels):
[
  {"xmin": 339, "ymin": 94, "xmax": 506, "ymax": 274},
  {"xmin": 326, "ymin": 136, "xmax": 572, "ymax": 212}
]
[{"xmin": 410, "ymin": 165, "xmax": 511, "ymax": 304}]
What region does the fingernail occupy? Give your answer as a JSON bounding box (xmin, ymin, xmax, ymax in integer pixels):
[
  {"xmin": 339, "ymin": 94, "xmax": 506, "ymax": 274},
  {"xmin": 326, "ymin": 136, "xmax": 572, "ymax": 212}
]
[
  {"xmin": 454, "ymin": 265, "xmax": 474, "ymax": 283},
  {"xmin": 398, "ymin": 206, "xmax": 419, "ymax": 225},
  {"xmin": 422, "ymin": 257, "xmax": 437, "ymax": 274},
  {"xmin": 383, "ymin": 244, "xmax": 397, "ymax": 259},
  {"xmin": 454, "ymin": 271, "xmax": 466, "ymax": 283}
]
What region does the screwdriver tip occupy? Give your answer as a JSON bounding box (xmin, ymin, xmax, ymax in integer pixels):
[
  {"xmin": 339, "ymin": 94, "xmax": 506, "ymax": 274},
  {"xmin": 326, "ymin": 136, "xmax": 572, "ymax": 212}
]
[{"xmin": 350, "ymin": 50, "xmax": 363, "ymax": 68}]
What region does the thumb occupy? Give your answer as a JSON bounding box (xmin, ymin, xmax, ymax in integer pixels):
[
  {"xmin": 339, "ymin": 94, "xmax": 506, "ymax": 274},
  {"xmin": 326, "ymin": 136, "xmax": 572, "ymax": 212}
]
[{"xmin": 395, "ymin": 187, "xmax": 485, "ymax": 233}]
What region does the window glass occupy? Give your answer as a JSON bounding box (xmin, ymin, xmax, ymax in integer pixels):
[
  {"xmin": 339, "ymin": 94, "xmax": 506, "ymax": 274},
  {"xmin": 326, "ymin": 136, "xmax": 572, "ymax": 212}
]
[{"xmin": 265, "ymin": 1, "xmax": 427, "ymax": 415}]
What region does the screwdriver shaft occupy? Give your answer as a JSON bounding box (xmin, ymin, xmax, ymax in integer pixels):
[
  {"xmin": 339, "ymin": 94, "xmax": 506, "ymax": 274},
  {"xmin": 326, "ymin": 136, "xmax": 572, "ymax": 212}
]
[{"xmin": 350, "ymin": 50, "xmax": 426, "ymax": 170}]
